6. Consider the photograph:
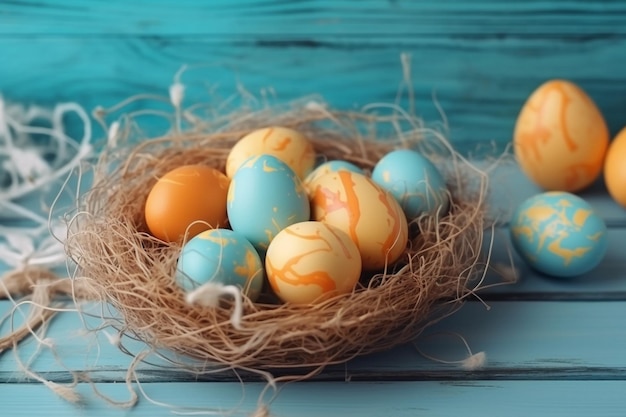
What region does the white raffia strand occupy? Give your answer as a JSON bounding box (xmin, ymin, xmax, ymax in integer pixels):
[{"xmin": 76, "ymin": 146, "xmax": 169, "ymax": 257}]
[{"xmin": 0, "ymin": 95, "xmax": 92, "ymax": 270}]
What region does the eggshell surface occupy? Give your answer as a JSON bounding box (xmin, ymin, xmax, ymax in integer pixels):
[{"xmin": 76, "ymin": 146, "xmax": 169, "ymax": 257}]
[
  {"xmin": 372, "ymin": 149, "xmax": 449, "ymax": 219},
  {"xmin": 510, "ymin": 191, "xmax": 607, "ymax": 277},
  {"xmin": 144, "ymin": 165, "xmax": 230, "ymax": 242},
  {"xmin": 265, "ymin": 221, "xmax": 362, "ymax": 304},
  {"xmin": 513, "ymin": 79, "xmax": 609, "ymax": 192},
  {"xmin": 603, "ymin": 126, "xmax": 626, "ymax": 208},
  {"xmin": 304, "ymin": 160, "xmax": 364, "ymax": 185},
  {"xmin": 176, "ymin": 229, "xmax": 264, "ymax": 301},
  {"xmin": 308, "ymin": 171, "xmax": 408, "ymax": 270},
  {"xmin": 226, "ymin": 126, "xmax": 316, "ymax": 179},
  {"xmin": 227, "ymin": 155, "xmax": 310, "ymax": 252}
]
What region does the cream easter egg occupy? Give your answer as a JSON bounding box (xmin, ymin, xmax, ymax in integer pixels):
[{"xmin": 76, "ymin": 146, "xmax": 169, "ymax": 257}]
[
  {"xmin": 226, "ymin": 126, "xmax": 316, "ymax": 179},
  {"xmin": 308, "ymin": 171, "xmax": 408, "ymax": 270},
  {"xmin": 265, "ymin": 221, "xmax": 362, "ymax": 304},
  {"xmin": 513, "ymin": 79, "xmax": 609, "ymax": 192},
  {"xmin": 604, "ymin": 126, "xmax": 626, "ymax": 208}
]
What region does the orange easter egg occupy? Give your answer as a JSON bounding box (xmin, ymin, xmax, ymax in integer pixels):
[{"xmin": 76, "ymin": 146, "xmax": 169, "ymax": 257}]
[
  {"xmin": 604, "ymin": 126, "xmax": 626, "ymax": 208},
  {"xmin": 513, "ymin": 79, "xmax": 609, "ymax": 192},
  {"xmin": 145, "ymin": 165, "xmax": 230, "ymax": 242}
]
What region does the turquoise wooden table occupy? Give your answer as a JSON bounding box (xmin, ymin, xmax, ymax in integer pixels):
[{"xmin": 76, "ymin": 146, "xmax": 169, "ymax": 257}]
[{"xmin": 2, "ymin": 1, "xmax": 626, "ymax": 416}]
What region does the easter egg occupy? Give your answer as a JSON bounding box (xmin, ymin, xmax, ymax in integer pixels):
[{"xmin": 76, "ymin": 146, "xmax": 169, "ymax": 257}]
[
  {"xmin": 265, "ymin": 221, "xmax": 362, "ymax": 304},
  {"xmin": 510, "ymin": 191, "xmax": 608, "ymax": 277},
  {"xmin": 371, "ymin": 149, "xmax": 449, "ymax": 219},
  {"xmin": 308, "ymin": 171, "xmax": 408, "ymax": 270},
  {"xmin": 603, "ymin": 126, "xmax": 626, "ymax": 208},
  {"xmin": 145, "ymin": 165, "xmax": 230, "ymax": 242},
  {"xmin": 176, "ymin": 229, "xmax": 264, "ymax": 301},
  {"xmin": 227, "ymin": 154, "xmax": 310, "ymax": 252},
  {"xmin": 304, "ymin": 160, "xmax": 364, "ymax": 185},
  {"xmin": 226, "ymin": 126, "xmax": 316, "ymax": 179},
  {"xmin": 513, "ymin": 79, "xmax": 609, "ymax": 192}
]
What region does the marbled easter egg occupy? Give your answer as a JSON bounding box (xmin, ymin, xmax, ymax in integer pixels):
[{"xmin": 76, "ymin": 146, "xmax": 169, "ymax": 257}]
[
  {"xmin": 265, "ymin": 221, "xmax": 362, "ymax": 304},
  {"xmin": 226, "ymin": 126, "xmax": 316, "ymax": 179},
  {"xmin": 227, "ymin": 154, "xmax": 310, "ymax": 252},
  {"xmin": 510, "ymin": 191, "xmax": 608, "ymax": 277},
  {"xmin": 513, "ymin": 79, "xmax": 609, "ymax": 192},
  {"xmin": 308, "ymin": 171, "xmax": 408, "ymax": 270},
  {"xmin": 176, "ymin": 229, "xmax": 264, "ymax": 301}
]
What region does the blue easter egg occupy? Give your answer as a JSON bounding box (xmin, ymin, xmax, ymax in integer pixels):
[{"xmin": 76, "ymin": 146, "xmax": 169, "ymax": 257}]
[
  {"xmin": 304, "ymin": 160, "xmax": 364, "ymax": 184},
  {"xmin": 176, "ymin": 229, "xmax": 264, "ymax": 301},
  {"xmin": 372, "ymin": 149, "xmax": 449, "ymax": 219},
  {"xmin": 227, "ymin": 154, "xmax": 310, "ymax": 252},
  {"xmin": 510, "ymin": 191, "xmax": 608, "ymax": 278}
]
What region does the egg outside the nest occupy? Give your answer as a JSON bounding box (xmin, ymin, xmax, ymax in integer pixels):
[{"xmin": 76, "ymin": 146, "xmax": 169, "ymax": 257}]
[
  {"xmin": 227, "ymin": 154, "xmax": 311, "ymax": 253},
  {"xmin": 176, "ymin": 229, "xmax": 264, "ymax": 302},
  {"xmin": 509, "ymin": 191, "xmax": 608, "ymax": 278},
  {"xmin": 308, "ymin": 170, "xmax": 408, "ymax": 271},
  {"xmin": 371, "ymin": 149, "xmax": 449, "ymax": 220},
  {"xmin": 603, "ymin": 126, "xmax": 626, "ymax": 208},
  {"xmin": 265, "ymin": 221, "xmax": 362, "ymax": 304},
  {"xmin": 513, "ymin": 79, "xmax": 609, "ymax": 192}
]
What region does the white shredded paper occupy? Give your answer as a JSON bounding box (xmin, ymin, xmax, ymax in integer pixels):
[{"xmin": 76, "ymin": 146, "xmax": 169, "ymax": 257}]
[{"xmin": 0, "ymin": 95, "xmax": 92, "ymax": 270}]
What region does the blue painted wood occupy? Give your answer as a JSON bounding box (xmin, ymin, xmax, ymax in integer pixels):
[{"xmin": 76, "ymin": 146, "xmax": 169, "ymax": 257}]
[
  {"xmin": 3, "ymin": 301, "xmax": 626, "ymax": 381},
  {"xmin": 2, "ymin": 0, "xmax": 626, "ymax": 36},
  {"xmin": 0, "ymin": 1, "xmax": 625, "ymax": 149},
  {"xmin": 4, "ymin": 381, "xmax": 626, "ymax": 417},
  {"xmin": 1, "ymin": 1, "xmax": 626, "ymax": 415}
]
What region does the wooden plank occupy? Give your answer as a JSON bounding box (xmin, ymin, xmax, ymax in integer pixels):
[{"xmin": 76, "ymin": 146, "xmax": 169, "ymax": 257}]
[
  {"xmin": 1, "ymin": 37, "xmax": 625, "ymax": 148},
  {"xmin": 2, "ymin": 0, "xmax": 626, "ymax": 36},
  {"xmin": 2, "ymin": 301, "xmax": 626, "ymax": 381},
  {"xmin": 3, "ymin": 380, "xmax": 626, "ymax": 417}
]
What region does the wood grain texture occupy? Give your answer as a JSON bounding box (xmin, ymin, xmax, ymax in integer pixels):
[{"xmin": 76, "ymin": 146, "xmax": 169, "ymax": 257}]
[
  {"xmin": 3, "ymin": 301, "xmax": 626, "ymax": 382},
  {"xmin": 2, "ymin": 0, "xmax": 626, "ymax": 36},
  {"xmin": 1, "ymin": 1, "xmax": 626, "ymax": 415},
  {"xmin": 4, "ymin": 381, "xmax": 626, "ymax": 417},
  {"xmin": 0, "ymin": 0, "xmax": 625, "ymax": 148}
]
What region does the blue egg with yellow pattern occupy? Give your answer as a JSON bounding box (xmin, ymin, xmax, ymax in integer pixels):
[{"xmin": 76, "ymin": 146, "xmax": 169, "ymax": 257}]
[
  {"xmin": 510, "ymin": 191, "xmax": 608, "ymax": 278},
  {"xmin": 176, "ymin": 229, "xmax": 264, "ymax": 301},
  {"xmin": 227, "ymin": 154, "xmax": 310, "ymax": 253},
  {"xmin": 372, "ymin": 149, "xmax": 449, "ymax": 219}
]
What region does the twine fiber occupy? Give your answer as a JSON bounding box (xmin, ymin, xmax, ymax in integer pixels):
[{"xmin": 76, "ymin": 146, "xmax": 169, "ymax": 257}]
[{"xmin": 65, "ymin": 105, "xmax": 489, "ymax": 372}]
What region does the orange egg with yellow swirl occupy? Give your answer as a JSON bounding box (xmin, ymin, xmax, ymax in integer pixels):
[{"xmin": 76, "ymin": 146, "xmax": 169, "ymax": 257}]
[
  {"xmin": 307, "ymin": 171, "xmax": 408, "ymax": 271},
  {"xmin": 513, "ymin": 79, "xmax": 609, "ymax": 192}
]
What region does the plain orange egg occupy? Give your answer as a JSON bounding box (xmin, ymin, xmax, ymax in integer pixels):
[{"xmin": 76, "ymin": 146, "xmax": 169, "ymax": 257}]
[
  {"xmin": 604, "ymin": 127, "xmax": 626, "ymax": 208},
  {"xmin": 144, "ymin": 165, "xmax": 230, "ymax": 242}
]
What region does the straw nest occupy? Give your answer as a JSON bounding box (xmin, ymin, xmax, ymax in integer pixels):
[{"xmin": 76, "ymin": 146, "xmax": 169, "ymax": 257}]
[{"xmin": 65, "ymin": 104, "xmax": 490, "ymax": 373}]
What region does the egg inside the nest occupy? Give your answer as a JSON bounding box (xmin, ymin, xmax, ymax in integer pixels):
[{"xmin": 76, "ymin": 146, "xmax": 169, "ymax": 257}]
[
  {"xmin": 265, "ymin": 221, "xmax": 362, "ymax": 304},
  {"xmin": 513, "ymin": 79, "xmax": 609, "ymax": 192},
  {"xmin": 176, "ymin": 229, "xmax": 264, "ymax": 301},
  {"xmin": 227, "ymin": 154, "xmax": 310, "ymax": 253},
  {"xmin": 510, "ymin": 191, "xmax": 608, "ymax": 277},
  {"xmin": 604, "ymin": 126, "xmax": 626, "ymax": 208},
  {"xmin": 304, "ymin": 160, "xmax": 364, "ymax": 185},
  {"xmin": 144, "ymin": 165, "xmax": 230, "ymax": 242},
  {"xmin": 226, "ymin": 126, "xmax": 316, "ymax": 179},
  {"xmin": 371, "ymin": 149, "xmax": 449, "ymax": 219},
  {"xmin": 308, "ymin": 170, "xmax": 408, "ymax": 270}
]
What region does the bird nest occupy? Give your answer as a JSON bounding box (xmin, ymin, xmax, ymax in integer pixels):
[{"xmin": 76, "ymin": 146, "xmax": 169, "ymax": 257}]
[{"xmin": 65, "ymin": 103, "xmax": 490, "ymax": 374}]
